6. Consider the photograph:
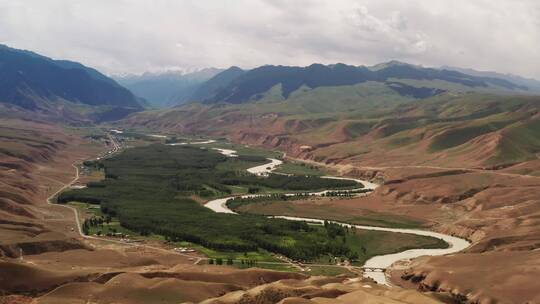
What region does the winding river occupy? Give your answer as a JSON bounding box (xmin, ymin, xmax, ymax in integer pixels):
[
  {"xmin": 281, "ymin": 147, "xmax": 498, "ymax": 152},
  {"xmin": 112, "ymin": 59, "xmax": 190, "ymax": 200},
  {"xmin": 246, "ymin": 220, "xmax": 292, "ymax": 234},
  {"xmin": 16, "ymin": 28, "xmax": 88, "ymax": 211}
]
[
  {"xmin": 167, "ymin": 139, "xmax": 217, "ymax": 145},
  {"xmin": 202, "ymin": 148, "xmax": 470, "ymax": 285}
]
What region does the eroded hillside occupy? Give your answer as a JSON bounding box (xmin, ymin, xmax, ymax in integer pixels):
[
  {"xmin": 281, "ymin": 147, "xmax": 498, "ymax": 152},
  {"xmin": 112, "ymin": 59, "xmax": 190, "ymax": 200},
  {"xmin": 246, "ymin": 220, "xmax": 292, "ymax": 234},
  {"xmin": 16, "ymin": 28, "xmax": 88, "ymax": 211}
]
[
  {"xmin": 0, "ymin": 119, "xmax": 451, "ymax": 304},
  {"xmin": 118, "ymin": 92, "xmax": 540, "ymax": 303}
]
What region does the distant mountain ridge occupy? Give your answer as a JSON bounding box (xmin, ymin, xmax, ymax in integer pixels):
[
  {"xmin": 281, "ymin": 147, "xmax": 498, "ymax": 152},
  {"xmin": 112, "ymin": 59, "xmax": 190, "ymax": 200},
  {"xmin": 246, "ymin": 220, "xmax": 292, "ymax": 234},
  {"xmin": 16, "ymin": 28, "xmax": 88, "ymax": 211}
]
[
  {"xmin": 193, "ymin": 62, "xmax": 530, "ymax": 104},
  {"xmin": 115, "ymin": 68, "xmax": 224, "ymax": 108},
  {"xmin": 0, "ymin": 44, "xmax": 142, "ymax": 122},
  {"xmin": 442, "ymin": 65, "xmax": 540, "ymax": 93},
  {"xmin": 113, "ymin": 61, "xmax": 537, "ymax": 108},
  {"xmin": 189, "ymin": 66, "xmax": 245, "ymax": 103}
]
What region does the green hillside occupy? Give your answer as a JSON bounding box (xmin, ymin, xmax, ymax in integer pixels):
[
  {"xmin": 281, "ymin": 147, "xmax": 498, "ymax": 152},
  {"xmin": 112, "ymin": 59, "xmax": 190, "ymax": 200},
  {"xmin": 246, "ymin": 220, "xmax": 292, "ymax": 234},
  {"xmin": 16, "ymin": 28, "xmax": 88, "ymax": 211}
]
[
  {"xmin": 195, "ymin": 62, "xmax": 528, "ymax": 104},
  {"xmin": 121, "ymin": 93, "xmax": 540, "ymax": 167}
]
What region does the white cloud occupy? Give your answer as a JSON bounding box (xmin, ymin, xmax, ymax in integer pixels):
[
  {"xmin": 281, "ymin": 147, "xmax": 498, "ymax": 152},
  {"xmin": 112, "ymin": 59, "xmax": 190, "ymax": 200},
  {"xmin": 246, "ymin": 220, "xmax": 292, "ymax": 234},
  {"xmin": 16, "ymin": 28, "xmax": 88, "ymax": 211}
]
[
  {"xmin": 0, "ymin": 0, "xmax": 538, "ymax": 78},
  {"xmin": 344, "ymin": 5, "xmax": 430, "ymax": 55}
]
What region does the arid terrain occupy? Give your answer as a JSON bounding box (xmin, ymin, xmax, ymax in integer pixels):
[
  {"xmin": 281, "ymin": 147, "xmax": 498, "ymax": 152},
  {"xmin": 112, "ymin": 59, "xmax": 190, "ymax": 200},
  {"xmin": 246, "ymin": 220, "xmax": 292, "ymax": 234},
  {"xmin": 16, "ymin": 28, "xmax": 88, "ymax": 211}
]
[
  {"xmin": 1, "ymin": 118, "xmax": 457, "ymax": 304},
  {"xmin": 3, "ymin": 110, "xmax": 539, "ymax": 303}
]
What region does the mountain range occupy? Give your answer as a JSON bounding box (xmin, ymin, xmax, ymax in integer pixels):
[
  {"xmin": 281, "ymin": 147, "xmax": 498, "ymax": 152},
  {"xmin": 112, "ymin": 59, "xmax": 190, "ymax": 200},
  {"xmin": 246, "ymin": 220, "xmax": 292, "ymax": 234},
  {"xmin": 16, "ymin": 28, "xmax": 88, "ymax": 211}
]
[
  {"xmin": 116, "ymin": 61, "xmax": 540, "ymax": 109},
  {"xmin": 442, "ymin": 65, "xmax": 540, "ymax": 93},
  {"xmin": 2, "ymin": 42, "xmax": 540, "ymax": 157},
  {"xmin": 189, "ymin": 61, "xmax": 532, "ymax": 105},
  {"xmin": 121, "ymin": 60, "xmax": 540, "ymax": 169},
  {"xmin": 114, "ymin": 68, "xmax": 223, "ymax": 108},
  {"xmin": 0, "ymin": 44, "xmax": 142, "ymax": 122}
]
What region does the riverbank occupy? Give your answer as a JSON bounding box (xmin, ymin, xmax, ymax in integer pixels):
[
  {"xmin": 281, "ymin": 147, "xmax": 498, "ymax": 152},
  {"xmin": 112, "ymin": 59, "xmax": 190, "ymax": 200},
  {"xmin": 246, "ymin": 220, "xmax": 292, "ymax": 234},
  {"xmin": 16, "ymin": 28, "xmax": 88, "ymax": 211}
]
[{"xmin": 205, "ymin": 148, "xmax": 470, "ymax": 285}]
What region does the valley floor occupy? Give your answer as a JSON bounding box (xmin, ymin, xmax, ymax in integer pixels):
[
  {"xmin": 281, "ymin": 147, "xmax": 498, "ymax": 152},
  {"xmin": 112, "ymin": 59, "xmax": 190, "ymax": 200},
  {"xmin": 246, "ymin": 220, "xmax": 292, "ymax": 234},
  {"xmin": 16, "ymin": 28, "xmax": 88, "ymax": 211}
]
[
  {"xmin": 0, "ymin": 125, "xmax": 455, "ymax": 304},
  {"xmin": 2, "ymin": 123, "xmax": 540, "ymax": 304}
]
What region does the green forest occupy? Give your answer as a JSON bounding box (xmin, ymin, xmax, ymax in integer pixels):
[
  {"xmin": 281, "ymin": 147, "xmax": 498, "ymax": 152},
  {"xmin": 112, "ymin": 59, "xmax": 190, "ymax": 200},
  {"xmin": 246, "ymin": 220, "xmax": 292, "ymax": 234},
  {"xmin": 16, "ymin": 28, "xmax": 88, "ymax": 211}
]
[
  {"xmin": 58, "ymin": 144, "xmax": 365, "ymax": 261},
  {"xmin": 226, "ymin": 189, "xmax": 373, "ymax": 211}
]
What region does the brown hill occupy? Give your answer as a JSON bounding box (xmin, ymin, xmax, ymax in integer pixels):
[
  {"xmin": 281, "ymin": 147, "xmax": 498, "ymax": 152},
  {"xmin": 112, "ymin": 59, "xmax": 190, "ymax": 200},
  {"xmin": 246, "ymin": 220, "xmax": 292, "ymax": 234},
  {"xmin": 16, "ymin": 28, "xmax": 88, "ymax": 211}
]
[{"xmin": 0, "ymin": 118, "xmax": 447, "ymax": 304}]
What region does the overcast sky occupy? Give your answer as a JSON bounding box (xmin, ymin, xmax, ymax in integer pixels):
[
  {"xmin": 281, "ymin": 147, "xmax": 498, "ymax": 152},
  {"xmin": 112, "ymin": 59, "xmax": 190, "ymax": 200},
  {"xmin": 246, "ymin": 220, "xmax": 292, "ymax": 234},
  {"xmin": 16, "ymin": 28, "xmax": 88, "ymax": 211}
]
[{"xmin": 1, "ymin": 0, "xmax": 539, "ymax": 78}]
